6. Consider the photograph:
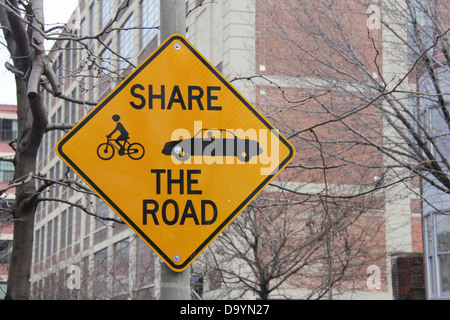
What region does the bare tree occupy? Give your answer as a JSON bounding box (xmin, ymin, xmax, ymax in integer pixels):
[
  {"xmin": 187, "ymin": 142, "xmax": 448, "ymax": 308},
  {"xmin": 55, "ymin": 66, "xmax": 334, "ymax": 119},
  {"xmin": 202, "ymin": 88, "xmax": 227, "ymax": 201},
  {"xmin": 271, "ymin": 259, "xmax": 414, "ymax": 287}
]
[
  {"xmin": 195, "ymin": 174, "xmax": 387, "ymax": 299},
  {"xmin": 0, "ymin": 0, "xmax": 55, "ymax": 300},
  {"xmin": 0, "ymin": 0, "xmax": 151, "ymax": 300},
  {"xmin": 194, "ymin": 0, "xmax": 448, "ymax": 299},
  {"xmin": 258, "ymin": 0, "xmax": 449, "ymax": 201}
]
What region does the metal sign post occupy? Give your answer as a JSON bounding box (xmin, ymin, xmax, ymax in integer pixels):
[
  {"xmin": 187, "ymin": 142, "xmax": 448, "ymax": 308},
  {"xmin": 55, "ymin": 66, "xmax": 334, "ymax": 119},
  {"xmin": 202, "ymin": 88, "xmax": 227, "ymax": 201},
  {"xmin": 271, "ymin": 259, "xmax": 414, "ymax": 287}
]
[{"xmin": 159, "ymin": 0, "xmax": 190, "ymax": 300}]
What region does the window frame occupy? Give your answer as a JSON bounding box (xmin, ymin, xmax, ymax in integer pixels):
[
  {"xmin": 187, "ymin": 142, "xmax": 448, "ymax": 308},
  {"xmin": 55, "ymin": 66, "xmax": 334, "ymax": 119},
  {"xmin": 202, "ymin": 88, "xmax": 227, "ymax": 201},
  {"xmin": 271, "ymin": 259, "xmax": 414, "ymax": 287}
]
[
  {"xmin": 424, "ymin": 211, "xmax": 450, "ymax": 299},
  {"xmin": 0, "ymin": 118, "xmax": 17, "ymax": 142}
]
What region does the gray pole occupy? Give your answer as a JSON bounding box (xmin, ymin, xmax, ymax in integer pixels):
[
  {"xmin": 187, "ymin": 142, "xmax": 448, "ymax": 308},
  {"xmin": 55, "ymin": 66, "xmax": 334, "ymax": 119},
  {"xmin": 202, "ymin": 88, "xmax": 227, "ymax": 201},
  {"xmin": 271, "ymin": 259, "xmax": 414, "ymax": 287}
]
[
  {"xmin": 160, "ymin": 0, "xmax": 186, "ymax": 41},
  {"xmin": 158, "ymin": 0, "xmax": 191, "ymax": 300}
]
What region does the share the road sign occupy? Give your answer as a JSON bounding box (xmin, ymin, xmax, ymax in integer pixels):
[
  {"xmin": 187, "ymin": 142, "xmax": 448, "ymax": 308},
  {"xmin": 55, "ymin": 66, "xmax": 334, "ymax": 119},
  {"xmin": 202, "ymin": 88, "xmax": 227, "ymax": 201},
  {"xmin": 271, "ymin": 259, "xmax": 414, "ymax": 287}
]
[{"xmin": 57, "ymin": 34, "xmax": 295, "ymax": 271}]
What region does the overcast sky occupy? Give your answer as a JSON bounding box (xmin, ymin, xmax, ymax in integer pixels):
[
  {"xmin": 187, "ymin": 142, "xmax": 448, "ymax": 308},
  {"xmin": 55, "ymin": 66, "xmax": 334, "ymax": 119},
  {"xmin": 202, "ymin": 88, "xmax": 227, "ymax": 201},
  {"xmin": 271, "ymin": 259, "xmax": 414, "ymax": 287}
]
[{"xmin": 0, "ymin": 0, "xmax": 79, "ymax": 105}]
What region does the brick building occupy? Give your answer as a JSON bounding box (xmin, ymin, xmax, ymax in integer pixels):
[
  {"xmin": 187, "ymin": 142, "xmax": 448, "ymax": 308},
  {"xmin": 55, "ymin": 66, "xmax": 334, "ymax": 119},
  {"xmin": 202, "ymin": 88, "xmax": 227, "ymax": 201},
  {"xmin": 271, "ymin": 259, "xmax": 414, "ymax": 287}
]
[
  {"xmin": 28, "ymin": 0, "xmax": 435, "ymax": 299},
  {"xmin": 0, "ymin": 104, "xmax": 17, "ymax": 299}
]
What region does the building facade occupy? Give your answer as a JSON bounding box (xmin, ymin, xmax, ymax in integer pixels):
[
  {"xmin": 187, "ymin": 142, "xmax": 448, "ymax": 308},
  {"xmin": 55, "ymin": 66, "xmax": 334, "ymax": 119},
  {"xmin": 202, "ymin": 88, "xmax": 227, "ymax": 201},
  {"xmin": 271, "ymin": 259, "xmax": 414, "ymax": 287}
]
[
  {"xmin": 421, "ymin": 66, "xmax": 450, "ymax": 299},
  {"xmin": 0, "ymin": 104, "xmax": 17, "ymax": 299},
  {"xmin": 31, "ymin": 0, "xmax": 161, "ymax": 300},
  {"xmin": 29, "ymin": 0, "xmax": 431, "ymax": 299}
]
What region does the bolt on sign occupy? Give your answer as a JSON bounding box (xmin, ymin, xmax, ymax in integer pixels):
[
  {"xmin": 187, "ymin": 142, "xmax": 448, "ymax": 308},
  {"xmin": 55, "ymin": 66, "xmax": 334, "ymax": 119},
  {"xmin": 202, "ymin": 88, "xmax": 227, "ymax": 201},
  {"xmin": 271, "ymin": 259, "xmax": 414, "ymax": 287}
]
[{"xmin": 57, "ymin": 35, "xmax": 295, "ymax": 271}]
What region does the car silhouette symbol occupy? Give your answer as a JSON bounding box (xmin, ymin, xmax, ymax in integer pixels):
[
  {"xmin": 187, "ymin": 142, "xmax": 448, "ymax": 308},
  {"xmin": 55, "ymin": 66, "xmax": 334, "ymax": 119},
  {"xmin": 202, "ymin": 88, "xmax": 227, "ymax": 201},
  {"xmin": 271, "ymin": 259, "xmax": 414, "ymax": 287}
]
[{"xmin": 162, "ymin": 129, "xmax": 263, "ymax": 162}]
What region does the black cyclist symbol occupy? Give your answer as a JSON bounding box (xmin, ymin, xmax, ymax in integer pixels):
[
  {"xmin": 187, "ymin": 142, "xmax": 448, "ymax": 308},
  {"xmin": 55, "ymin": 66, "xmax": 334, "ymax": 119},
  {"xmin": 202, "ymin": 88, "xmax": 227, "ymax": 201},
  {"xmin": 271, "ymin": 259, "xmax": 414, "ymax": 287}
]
[{"xmin": 97, "ymin": 114, "xmax": 145, "ymax": 160}]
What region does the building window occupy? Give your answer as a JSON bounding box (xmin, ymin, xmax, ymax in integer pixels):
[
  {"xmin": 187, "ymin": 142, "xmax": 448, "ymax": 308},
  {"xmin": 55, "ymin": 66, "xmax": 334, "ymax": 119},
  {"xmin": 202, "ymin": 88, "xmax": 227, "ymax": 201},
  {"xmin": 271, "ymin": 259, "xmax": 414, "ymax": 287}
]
[
  {"xmin": 34, "ymin": 228, "xmax": 40, "ymax": 264},
  {"xmin": 192, "ymin": 274, "xmax": 203, "ymax": 299},
  {"xmin": 89, "ymin": 3, "xmax": 96, "ymax": 35},
  {"xmin": 56, "ymin": 107, "xmax": 62, "ymax": 142},
  {"xmin": 39, "ymin": 225, "xmax": 45, "ymax": 262},
  {"xmin": 101, "ymin": 0, "xmax": 114, "ymax": 29},
  {"xmin": 0, "ymin": 240, "xmax": 12, "ymax": 264},
  {"xmin": 64, "ymin": 100, "xmax": 71, "ymax": 127},
  {"xmin": 57, "ymin": 54, "xmax": 63, "ymax": 84},
  {"xmin": 55, "ymin": 162, "xmax": 60, "ymax": 198},
  {"xmin": 94, "ymin": 248, "xmax": 108, "ymax": 299},
  {"xmin": 46, "ymin": 220, "xmax": 53, "ymax": 258},
  {"xmin": 0, "ymin": 162, "xmax": 14, "ymax": 183},
  {"xmin": 426, "ymin": 106, "xmax": 449, "ymax": 159},
  {"xmin": 60, "ymin": 210, "xmax": 67, "ymax": 249},
  {"xmin": 0, "ymin": 282, "xmax": 6, "ymax": 300},
  {"xmin": 99, "ymin": 43, "xmax": 113, "ymax": 94},
  {"xmin": 71, "ymin": 89, "xmax": 78, "ymax": 123},
  {"xmin": 424, "ymin": 211, "xmax": 450, "ymax": 299},
  {"xmin": 141, "ymin": 0, "xmax": 159, "ymax": 49},
  {"xmin": 65, "ymin": 42, "xmax": 71, "ymax": 77},
  {"xmin": 75, "ymin": 201, "xmax": 82, "ymax": 243},
  {"xmin": 134, "ymin": 237, "xmax": 154, "ymax": 299},
  {"xmin": 80, "ymin": 18, "xmax": 87, "ymax": 61},
  {"xmin": 67, "ymin": 207, "xmax": 74, "ymax": 247},
  {"xmin": 119, "ymin": 14, "xmax": 134, "ymax": 71},
  {"xmin": 0, "ymin": 118, "xmax": 17, "ymax": 142},
  {"xmin": 71, "ymin": 38, "xmax": 78, "ymax": 72},
  {"xmin": 113, "ymin": 239, "xmax": 129, "ymax": 298},
  {"xmin": 96, "ymin": 199, "xmax": 113, "ymax": 229},
  {"xmin": 53, "ymin": 216, "xmax": 58, "ymax": 255},
  {"xmin": 407, "ymin": 0, "xmax": 434, "ymax": 61}
]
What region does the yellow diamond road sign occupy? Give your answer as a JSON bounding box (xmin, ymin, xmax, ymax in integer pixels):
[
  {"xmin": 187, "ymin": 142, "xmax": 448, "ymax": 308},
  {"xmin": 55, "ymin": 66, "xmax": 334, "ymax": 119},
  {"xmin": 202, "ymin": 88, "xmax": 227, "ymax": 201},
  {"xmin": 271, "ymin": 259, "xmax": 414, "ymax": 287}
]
[{"xmin": 57, "ymin": 35, "xmax": 295, "ymax": 271}]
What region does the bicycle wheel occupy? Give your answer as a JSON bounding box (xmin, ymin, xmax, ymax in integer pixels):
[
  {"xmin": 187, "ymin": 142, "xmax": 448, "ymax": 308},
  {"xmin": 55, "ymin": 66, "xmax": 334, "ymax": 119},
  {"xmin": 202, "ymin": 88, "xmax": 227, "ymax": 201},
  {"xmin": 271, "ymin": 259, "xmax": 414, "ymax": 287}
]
[
  {"xmin": 97, "ymin": 143, "xmax": 115, "ymax": 160},
  {"xmin": 128, "ymin": 143, "xmax": 145, "ymax": 160}
]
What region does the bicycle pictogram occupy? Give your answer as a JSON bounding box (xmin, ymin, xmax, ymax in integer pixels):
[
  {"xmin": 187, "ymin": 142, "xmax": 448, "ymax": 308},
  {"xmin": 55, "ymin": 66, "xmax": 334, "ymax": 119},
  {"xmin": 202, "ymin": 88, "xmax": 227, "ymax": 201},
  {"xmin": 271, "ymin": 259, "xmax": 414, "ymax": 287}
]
[{"xmin": 97, "ymin": 114, "xmax": 145, "ymax": 160}]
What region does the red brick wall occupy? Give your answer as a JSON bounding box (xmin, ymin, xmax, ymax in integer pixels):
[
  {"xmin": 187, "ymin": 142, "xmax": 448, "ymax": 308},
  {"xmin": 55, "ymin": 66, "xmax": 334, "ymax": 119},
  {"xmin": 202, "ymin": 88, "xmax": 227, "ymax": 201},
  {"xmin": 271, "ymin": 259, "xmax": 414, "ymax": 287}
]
[
  {"xmin": 255, "ymin": 0, "xmax": 424, "ymax": 298},
  {"xmin": 391, "ymin": 254, "xmax": 425, "ymax": 300}
]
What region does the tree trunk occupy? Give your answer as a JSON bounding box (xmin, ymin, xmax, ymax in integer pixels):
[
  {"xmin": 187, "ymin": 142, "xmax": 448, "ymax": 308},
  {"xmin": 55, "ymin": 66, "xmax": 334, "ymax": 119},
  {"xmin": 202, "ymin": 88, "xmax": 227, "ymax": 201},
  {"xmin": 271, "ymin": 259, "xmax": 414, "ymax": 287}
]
[
  {"xmin": 1, "ymin": 0, "xmax": 49, "ymax": 300},
  {"xmin": 5, "ymin": 72, "xmax": 46, "ymax": 300},
  {"xmin": 6, "ymin": 196, "xmax": 37, "ymax": 300}
]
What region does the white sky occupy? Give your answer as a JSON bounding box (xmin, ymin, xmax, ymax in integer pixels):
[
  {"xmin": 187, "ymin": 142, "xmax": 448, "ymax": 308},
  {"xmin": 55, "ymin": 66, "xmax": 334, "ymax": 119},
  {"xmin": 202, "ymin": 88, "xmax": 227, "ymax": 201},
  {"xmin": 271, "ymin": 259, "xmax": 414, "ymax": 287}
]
[{"xmin": 0, "ymin": 0, "xmax": 79, "ymax": 105}]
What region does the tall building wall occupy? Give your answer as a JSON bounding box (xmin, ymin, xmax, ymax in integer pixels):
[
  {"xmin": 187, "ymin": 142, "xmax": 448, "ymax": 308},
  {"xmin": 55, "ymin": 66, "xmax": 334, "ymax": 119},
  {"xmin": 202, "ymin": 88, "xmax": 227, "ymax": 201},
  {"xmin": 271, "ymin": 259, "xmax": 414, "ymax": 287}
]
[
  {"xmin": 32, "ymin": 0, "xmax": 161, "ymax": 300},
  {"xmin": 30, "ymin": 0, "xmax": 424, "ymax": 300},
  {"xmin": 0, "ymin": 104, "xmax": 16, "ymax": 299}
]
